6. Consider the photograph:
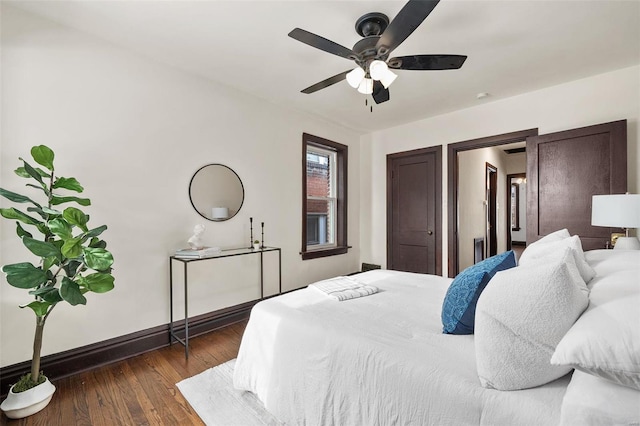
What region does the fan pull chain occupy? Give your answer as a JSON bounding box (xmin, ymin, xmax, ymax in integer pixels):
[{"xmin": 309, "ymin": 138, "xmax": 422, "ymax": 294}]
[{"xmin": 364, "ymin": 97, "xmax": 373, "ymax": 113}]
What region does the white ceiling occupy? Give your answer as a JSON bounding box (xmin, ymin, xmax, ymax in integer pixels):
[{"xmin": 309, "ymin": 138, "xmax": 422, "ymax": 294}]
[{"xmin": 9, "ymin": 0, "xmax": 640, "ymax": 134}]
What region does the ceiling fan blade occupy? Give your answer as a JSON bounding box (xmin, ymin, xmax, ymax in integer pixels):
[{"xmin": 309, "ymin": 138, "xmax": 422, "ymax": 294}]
[
  {"xmin": 301, "ymin": 70, "xmax": 351, "ymax": 94},
  {"xmin": 388, "ymin": 55, "xmax": 467, "ymax": 70},
  {"xmin": 376, "ymin": 0, "xmax": 440, "ymax": 55},
  {"xmin": 372, "ymin": 81, "xmax": 390, "ymax": 104},
  {"xmin": 289, "ymin": 28, "xmax": 356, "ymax": 60}
]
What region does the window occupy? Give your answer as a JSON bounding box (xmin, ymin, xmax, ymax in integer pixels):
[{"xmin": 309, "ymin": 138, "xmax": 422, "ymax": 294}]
[{"xmin": 302, "ymin": 133, "xmax": 348, "ymax": 260}]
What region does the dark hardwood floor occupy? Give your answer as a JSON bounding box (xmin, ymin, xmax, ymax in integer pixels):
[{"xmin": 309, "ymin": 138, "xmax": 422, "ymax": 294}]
[{"xmin": 1, "ymin": 320, "xmax": 248, "ymax": 426}]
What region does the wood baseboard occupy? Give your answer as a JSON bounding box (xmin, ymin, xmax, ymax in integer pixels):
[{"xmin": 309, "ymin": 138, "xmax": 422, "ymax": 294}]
[{"xmin": 0, "ymin": 300, "xmax": 255, "ymax": 398}]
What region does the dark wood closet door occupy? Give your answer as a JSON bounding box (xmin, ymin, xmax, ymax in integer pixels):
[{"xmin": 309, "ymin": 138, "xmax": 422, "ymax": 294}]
[
  {"xmin": 526, "ymin": 120, "xmax": 627, "ymax": 250},
  {"xmin": 387, "ymin": 147, "xmax": 442, "ymax": 275}
]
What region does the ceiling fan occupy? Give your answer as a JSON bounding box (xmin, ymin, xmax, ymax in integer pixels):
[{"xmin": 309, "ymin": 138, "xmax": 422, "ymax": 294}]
[{"xmin": 288, "ymin": 0, "xmax": 467, "ymax": 105}]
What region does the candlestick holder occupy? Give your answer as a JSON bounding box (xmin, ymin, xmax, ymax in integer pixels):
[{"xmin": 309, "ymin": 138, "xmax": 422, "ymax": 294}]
[
  {"xmin": 249, "ymin": 217, "xmax": 254, "ymax": 249},
  {"xmin": 261, "ymin": 222, "xmax": 265, "ymax": 249}
]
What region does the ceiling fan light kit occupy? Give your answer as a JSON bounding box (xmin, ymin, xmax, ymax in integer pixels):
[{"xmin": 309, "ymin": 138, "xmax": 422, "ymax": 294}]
[
  {"xmin": 288, "ymin": 0, "xmax": 467, "ymax": 105},
  {"xmin": 346, "ymin": 67, "xmax": 366, "ymax": 88},
  {"xmin": 369, "ymin": 60, "xmax": 398, "ymax": 89},
  {"xmin": 357, "ymin": 78, "xmax": 374, "ymax": 95}
]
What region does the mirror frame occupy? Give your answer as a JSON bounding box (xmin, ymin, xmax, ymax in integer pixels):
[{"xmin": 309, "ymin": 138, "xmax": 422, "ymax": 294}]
[{"xmin": 188, "ymin": 163, "xmax": 245, "ymax": 222}]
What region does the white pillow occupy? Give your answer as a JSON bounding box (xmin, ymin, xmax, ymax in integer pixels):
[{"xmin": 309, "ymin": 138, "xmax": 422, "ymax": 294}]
[
  {"xmin": 518, "ymin": 228, "xmax": 570, "ymax": 264},
  {"xmin": 551, "ymin": 267, "xmax": 640, "ymax": 390},
  {"xmin": 559, "ymin": 370, "xmax": 640, "ymax": 426},
  {"xmin": 519, "ymin": 235, "xmax": 595, "ymax": 283},
  {"xmin": 475, "ymin": 248, "xmax": 589, "ymax": 390},
  {"xmin": 534, "ymin": 228, "xmax": 571, "ymax": 244}
]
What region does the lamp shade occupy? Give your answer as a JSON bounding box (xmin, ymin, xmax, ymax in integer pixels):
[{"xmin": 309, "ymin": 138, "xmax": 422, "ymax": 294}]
[
  {"xmin": 369, "ymin": 60, "xmax": 388, "ymax": 80},
  {"xmin": 591, "ymin": 194, "xmax": 640, "ymax": 228},
  {"xmin": 380, "ymin": 70, "xmax": 397, "ymax": 88},
  {"xmin": 346, "ymin": 67, "xmax": 365, "ymax": 89},
  {"xmin": 357, "ymin": 78, "xmax": 373, "ymax": 95},
  {"xmin": 212, "ymin": 207, "xmax": 229, "ymax": 220},
  {"xmin": 369, "ymin": 60, "xmax": 397, "ymax": 88}
]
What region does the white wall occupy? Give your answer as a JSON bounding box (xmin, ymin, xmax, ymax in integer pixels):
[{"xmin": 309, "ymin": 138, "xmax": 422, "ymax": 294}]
[
  {"xmin": 0, "ymin": 6, "xmax": 361, "ymax": 367},
  {"xmin": 359, "ymin": 65, "xmax": 640, "ymax": 274},
  {"xmin": 506, "ymin": 152, "xmax": 526, "ymax": 175}
]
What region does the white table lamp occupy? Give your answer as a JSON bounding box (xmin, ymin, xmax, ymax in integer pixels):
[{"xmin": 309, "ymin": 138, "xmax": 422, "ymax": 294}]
[
  {"xmin": 211, "ymin": 207, "xmax": 229, "ymax": 220},
  {"xmin": 591, "ymin": 194, "xmax": 640, "ymax": 249}
]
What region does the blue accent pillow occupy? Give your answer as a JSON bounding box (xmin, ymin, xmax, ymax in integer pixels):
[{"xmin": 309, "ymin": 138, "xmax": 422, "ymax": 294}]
[{"xmin": 441, "ymin": 250, "xmax": 516, "ymax": 335}]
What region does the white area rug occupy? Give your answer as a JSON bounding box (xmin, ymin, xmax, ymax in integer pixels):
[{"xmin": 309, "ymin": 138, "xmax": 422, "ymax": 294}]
[{"xmin": 176, "ymin": 359, "xmax": 282, "ymax": 426}]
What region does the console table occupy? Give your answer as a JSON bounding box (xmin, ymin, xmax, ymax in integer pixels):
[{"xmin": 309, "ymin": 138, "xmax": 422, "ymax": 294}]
[{"xmin": 169, "ymin": 246, "xmax": 281, "ymax": 358}]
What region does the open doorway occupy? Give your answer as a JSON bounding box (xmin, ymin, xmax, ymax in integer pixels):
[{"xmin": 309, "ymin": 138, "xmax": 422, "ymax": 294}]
[
  {"xmin": 447, "ymin": 129, "xmax": 537, "ymax": 277},
  {"xmin": 455, "ymin": 143, "xmax": 526, "ymax": 270}
]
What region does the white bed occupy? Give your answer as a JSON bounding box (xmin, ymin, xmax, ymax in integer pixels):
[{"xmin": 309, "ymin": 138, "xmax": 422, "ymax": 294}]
[{"xmin": 233, "ymin": 248, "xmax": 640, "ymax": 425}]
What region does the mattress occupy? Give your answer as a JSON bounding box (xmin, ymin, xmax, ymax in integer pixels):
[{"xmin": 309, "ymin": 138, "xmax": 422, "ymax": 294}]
[{"xmin": 233, "ymin": 269, "xmax": 570, "ymax": 425}]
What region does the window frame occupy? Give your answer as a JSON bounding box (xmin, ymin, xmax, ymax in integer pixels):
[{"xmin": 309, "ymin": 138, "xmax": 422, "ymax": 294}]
[{"xmin": 301, "ymin": 133, "xmax": 348, "ymax": 260}]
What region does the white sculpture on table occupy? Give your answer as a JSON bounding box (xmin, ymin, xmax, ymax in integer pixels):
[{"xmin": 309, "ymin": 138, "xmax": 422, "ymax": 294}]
[{"xmin": 188, "ymin": 224, "xmax": 206, "ymax": 249}]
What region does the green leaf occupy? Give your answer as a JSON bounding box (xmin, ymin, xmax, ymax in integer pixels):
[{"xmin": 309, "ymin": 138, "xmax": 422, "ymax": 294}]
[
  {"xmin": 41, "ymin": 289, "xmax": 63, "ymax": 304},
  {"xmin": 53, "ymin": 177, "xmax": 83, "ymax": 193},
  {"xmin": 89, "ymin": 237, "xmax": 107, "ymax": 249},
  {"xmin": 36, "ymin": 223, "xmax": 50, "ymax": 236},
  {"xmin": 42, "ymin": 207, "xmax": 62, "ymax": 217},
  {"xmin": 49, "ymin": 218, "xmax": 73, "ymax": 239},
  {"xmin": 28, "ymin": 286, "xmax": 62, "ymax": 304},
  {"xmin": 63, "ymin": 260, "xmax": 83, "ymax": 277},
  {"xmin": 62, "ymin": 207, "xmax": 88, "ymax": 231},
  {"xmin": 60, "ymin": 277, "xmax": 86, "ymax": 305},
  {"xmin": 79, "ymin": 273, "xmax": 114, "ymax": 293},
  {"xmin": 43, "ymin": 256, "xmax": 58, "ymax": 272},
  {"xmin": 0, "ymin": 207, "xmax": 41, "ymax": 226},
  {"xmin": 61, "ymin": 237, "xmax": 83, "ymax": 259},
  {"xmin": 22, "ymin": 237, "xmax": 61, "ymax": 258},
  {"xmin": 30, "ymin": 285, "xmax": 63, "ymax": 303},
  {"xmin": 83, "ymin": 225, "xmax": 107, "ymax": 240},
  {"xmin": 0, "ymin": 188, "xmax": 41, "ymax": 206},
  {"xmin": 16, "ymin": 222, "xmax": 33, "ymax": 239},
  {"xmin": 83, "ymin": 247, "xmax": 114, "ymax": 271},
  {"xmin": 15, "ymin": 166, "xmax": 49, "ymax": 179},
  {"xmin": 51, "ymin": 195, "xmax": 91, "ymax": 207},
  {"xmin": 26, "ymin": 206, "xmax": 49, "ymax": 220},
  {"xmin": 1, "ymin": 263, "xmax": 48, "ymax": 289},
  {"xmin": 21, "ymin": 301, "xmax": 52, "ymax": 317},
  {"xmin": 21, "ymin": 160, "xmax": 45, "ymax": 186},
  {"xmin": 31, "ymin": 145, "xmax": 55, "ymax": 171}
]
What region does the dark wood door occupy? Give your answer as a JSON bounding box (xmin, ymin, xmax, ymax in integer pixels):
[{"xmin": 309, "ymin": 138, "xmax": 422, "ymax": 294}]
[
  {"xmin": 486, "ymin": 163, "xmax": 498, "ymax": 257},
  {"xmin": 526, "ymin": 120, "xmax": 627, "ymax": 250},
  {"xmin": 387, "ymin": 147, "xmax": 442, "ymax": 275}
]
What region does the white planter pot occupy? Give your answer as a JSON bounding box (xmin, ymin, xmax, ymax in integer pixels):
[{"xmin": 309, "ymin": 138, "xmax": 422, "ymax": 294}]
[
  {"xmin": 0, "ymin": 378, "xmax": 56, "ymax": 419},
  {"xmin": 253, "ymin": 243, "xmax": 261, "ymax": 250}
]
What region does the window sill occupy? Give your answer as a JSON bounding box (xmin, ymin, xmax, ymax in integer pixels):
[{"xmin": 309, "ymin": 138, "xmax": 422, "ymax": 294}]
[{"xmin": 301, "ymin": 246, "xmax": 350, "ymax": 260}]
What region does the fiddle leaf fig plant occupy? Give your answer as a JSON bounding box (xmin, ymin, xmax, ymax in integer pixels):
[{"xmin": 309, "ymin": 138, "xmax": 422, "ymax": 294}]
[{"xmin": 0, "ymin": 145, "xmax": 114, "ymax": 392}]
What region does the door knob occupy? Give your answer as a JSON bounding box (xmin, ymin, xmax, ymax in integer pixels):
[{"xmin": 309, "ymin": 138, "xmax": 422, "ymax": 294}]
[{"xmin": 427, "ymin": 230, "xmax": 433, "ymax": 235}]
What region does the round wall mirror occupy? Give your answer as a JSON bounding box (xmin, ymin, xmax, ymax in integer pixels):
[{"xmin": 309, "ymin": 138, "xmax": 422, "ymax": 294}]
[{"xmin": 189, "ymin": 164, "xmax": 244, "ymax": 221}]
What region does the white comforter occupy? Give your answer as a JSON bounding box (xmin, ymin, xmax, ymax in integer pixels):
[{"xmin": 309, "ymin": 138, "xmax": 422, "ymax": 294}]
[{"xmin": 233, "ymin": 269, "xmax": 569, "ymax": 425}]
